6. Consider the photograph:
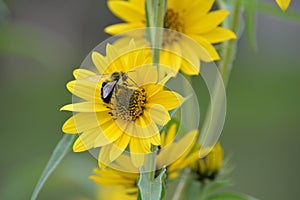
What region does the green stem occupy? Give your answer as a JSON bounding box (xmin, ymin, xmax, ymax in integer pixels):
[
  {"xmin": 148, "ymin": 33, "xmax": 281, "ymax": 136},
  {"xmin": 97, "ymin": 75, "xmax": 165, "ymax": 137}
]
[
  {"xmin": 144, "ymin": 0, "xmax": 166, "ymax": 182},
  {"xmin": 172, "ymin": 168, "xmax": 192, "ymax": 200},
  {"xmin": 218, "ymin": 1, "xmax": 241, "ymax": 85},
  {"xmin": 172, "ymin": 1, "xmax": 242, "ymax": 200}
]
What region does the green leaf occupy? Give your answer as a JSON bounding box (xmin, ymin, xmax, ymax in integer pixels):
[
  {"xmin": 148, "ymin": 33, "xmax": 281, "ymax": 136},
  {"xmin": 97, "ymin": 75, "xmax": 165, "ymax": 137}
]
[
  {"xmin": 205, "ymin": 192, "xmax": 259, "ymax": 200},
  {"xmin": 31, "ymin": 134, "xmax": 77, "ymax": 200},
  {"xmin": 137, "ymin": 166, "xmax": 167, "ymax": 200}
]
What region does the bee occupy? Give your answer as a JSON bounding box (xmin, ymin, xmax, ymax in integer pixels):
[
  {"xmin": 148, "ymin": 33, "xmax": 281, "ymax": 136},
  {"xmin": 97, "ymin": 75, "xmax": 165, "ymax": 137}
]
[
  {"xmin": 86, "ymin": 71, "xmax": 137, "ymax": 103},
  {"xmin": 101, "ymin": 72, "xmax": 128, "ymax": 103}
]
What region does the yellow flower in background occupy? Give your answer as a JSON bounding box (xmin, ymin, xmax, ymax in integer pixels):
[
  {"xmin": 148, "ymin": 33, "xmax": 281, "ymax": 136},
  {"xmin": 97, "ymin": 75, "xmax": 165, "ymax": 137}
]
[
  {"xmin": 276, "ymin": 0, "xmax": 291, "ymax": 11},
  {"xmin": 157, "ymin": 123, "xmax": 199, "ymax": 179},
  {"xmin": 61, "ymin": 41, "xmax": 184, "ymax": 167},
  {"xmin": 105, "ymin": 0, "xmax": 236, "ymax": 75},
  {"xmin": 190, "ymin": 142, "xmax": 223, "ymax": 181},
  {"xmin": 90, "ymin": 168, "xmax": 138, "ymax": 200},
  {"xmin": 89, "ymin": 123, "xmax": 199, "ymax": 199}
]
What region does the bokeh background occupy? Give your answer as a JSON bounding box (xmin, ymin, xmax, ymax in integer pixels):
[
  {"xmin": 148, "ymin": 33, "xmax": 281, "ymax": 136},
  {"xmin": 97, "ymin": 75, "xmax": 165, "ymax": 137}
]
[{"xmin": 1, "ymin": 0, "xmax": 299, "ymax": 199}]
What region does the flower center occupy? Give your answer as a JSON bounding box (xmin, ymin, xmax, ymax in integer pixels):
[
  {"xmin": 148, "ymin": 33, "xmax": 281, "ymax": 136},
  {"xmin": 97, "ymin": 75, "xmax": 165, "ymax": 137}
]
[
  {"xmin": 109, "ymin": 86, "xmax": 146, "ymax": 122},
  {"xmin": 163, "ymin": 9, "xmax": 184, "ymax": 46},
  {"xmin": 163, "ymin": 9, "xmax": 184, "ymax": 32}
]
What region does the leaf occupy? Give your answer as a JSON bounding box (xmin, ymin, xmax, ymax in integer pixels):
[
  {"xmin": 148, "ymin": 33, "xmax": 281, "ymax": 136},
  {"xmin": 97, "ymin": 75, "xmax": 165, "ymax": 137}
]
[
  {"xmin": 244, "ymin": 0, "xmax": 257, "ymax": 49},
  {"xmin": 30, "ymin": 134, "xmax": 77, "ymax": 200},
  {"xmin": 205, "ymin": 192, "xmax": 259, "ymax": 200},
  {"xmin": 137, "ymin": 166, "xmax": 167, "ymax": 200}
]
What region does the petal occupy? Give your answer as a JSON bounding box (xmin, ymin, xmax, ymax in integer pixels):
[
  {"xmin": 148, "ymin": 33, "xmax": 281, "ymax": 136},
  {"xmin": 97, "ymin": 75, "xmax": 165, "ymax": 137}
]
[
  {"xmin": 105, "ymin": 23, "xmax": 144, "ymax": 35},
  {"xmin": 109, "ymin": 133, "xmax": 131, "ymax": 161},
  {"xmin": 190, "ymin": 35, "xmax": 220, "ymax": 60},
  {"xmin": 164, "ymin": 124, "xmax": 177, "ymax": 146},
  {"xmin": 276, "ymin": 0, "xmax": 291, "ymax": 11},
  {"xmin": 142, "ymin": 84, "xmax": 163, "ymax": 99},
  {"xmin": 66, "ymin": 80, "xmax": 101, "ymax": 102},
  {"xmin": 148, "ymin": 91, "xmax": 184, "ymax": 110},
  {"xmin": 183, "ymin": 0, "xmax": 214, "ymax": 21},
  {"xmin": 201, "ymin": 27, "xmax": 236, "ymax": 44},
  {"xmin": 62, "ymin": 116, "xmax": 79, "ymax": 134},
  {"xmin": 131, "ymin": 153, "xmax": 145, "ymax": 168},
  {"xmin": 150, "ymin": 134, "xmax": 161, "ymax": 146},
  {"xmin": 73, "ymin": 69, "xmax": 97, "ymax": 80},
  {"xmin": 185, "ymin": 10, "xmax": 230, "ymax": 34},
  {"xmin": 148, "ymin": 104, "xmax": 171, "ymax": 126},
  {"xmin": 95, "ymin": 120, "xmax": 124, "ymax": 146},
  {"xmin": 108, "ymin": 1, "xmax": 145, "ymax": 22},
  {"xmin": 98, "ymin": 144, "xmax": 112, "ymax": 167},
  {"xmin": 62, "ymin": 112, "xmax": 111, "ymax": 134},
  {"xmin": 92, "ymin": 51, "xmax": 108, "ymax": 74},
  {"xmin": 60, "ymin": 102, "xmax": 109, "ymax": 112},
  {"xmin": 73, "ymin": 127, "xmax": 101, "ymax": 152}
]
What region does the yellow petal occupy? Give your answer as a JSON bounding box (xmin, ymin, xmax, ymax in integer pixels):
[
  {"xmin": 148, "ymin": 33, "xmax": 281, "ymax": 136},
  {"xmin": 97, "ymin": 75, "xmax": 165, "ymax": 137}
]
[
  {"xmin": 150, "ymin": 134, "xmax": 161, "ymax": 146},
  {"xmin": 62, "ymin": 113, "xmax": 104, "ymax": 133},
  {"xmin": 92, "ymin": 51, "xmax": 108, "ymax": 74},
  {"xmin": 73, "ymin": 69, "xmax": 97, "ymax": 80},
  {"xmin": 276, "ymin": 0, "xmax": 291, "ymax": 11},
  {"xmin": 98, "ymin": 144, "xmax": 112, "ymax": 167},
  {"xmin": 66, "ymin": 80, "xmax": 101, "ymax": 102},
  {"xmin": 108, "ymin": 1, "xmax": 145, "ymax": 23},
  {"xmin": 182, "ymin": 0, "xmax": 214, "ymax": 16},
  {"xmin": 186, "ymin": 10, "xmax": 230, "ymax": 34},
  {"xmin": 148, "ymin": 91, "xmax": 184, "ymax": 110},
  {"xmin": 62, "ymin": 116, "xmax": 79, "ymax": 134},
  {"xmin": 190, "ymin": 35, "xmax": 220, "ymax": 60},
  {"xmin": 95, "ymin": 121, "xmax": 124, "ymax": 146},
  {"xmin": 163, "ymin": 124, "xmax": 177, "ymax": 147},
  {"xmin": 109, "ymin": 133, "xmax": 131, "ymax": 162},
  {"xmin": 73, "ymin": 127, "xmax": 102, "ymax": 152},
  {"xmin": 201, "ymin": 27, "xmax": 236, "ymax": 44},
  {"xmin": 60, "ymin": 102, "xmax": 108, "ymax": 112},
  {"xmin": 105, "ymin": 23, "xmax": 144, "ymax": 35},
  {"xmin": 148, "ymin": 104, "xmax": 171, "ymax": 126}
]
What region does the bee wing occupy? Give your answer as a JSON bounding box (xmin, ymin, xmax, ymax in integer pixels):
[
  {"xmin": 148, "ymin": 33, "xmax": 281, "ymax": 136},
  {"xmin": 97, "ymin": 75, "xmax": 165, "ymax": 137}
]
[{"xmin": 102, "ymin": 80, "xmax": 117, "ymax": 98}]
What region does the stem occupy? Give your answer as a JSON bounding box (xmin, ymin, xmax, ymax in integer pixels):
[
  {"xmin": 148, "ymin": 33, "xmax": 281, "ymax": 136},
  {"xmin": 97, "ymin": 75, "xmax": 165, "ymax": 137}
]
[
  {"xmin": 218, "ymin": 1, "xmax": 241, "ymax": 85},
  {"xmin": 172, "ymin": 1, "xmax": 242, "ymax": 199},
  {"xmin": 172, "ymin": 168, "xmax": 191, "ymax": 200},
  {"xmin": 145, "ymin": 146, "xmax": 158, "ymax": 181},
  {"xmin": 144, "ymin": 0, "xmax": 166, "ymax": 181}
]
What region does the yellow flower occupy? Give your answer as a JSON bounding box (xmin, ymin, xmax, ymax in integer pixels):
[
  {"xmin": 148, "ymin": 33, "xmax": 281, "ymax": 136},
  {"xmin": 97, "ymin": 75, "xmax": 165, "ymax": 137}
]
[
  {"xmin": 91, "ymin": 168, "xmax": 138, "ymax": 200},
  {"xmin": 276, "ymin": 0, "xmax": 291, "ymax": 11},
  {"xmin": 89, "ymin": 123, "xmax": 200, "ymax": 199},
  {"xmin": 105, "ymin": 0, "xmax": 236, "ymax": 75},
  {"xmin": 61, "ymin": 41, "xmax": 184, "ymax": 167},
  {"xmin": 157, "ymin": 123, "xmax": 199, "ymax": 179},
  {"xmin": 190, "ymin": 142, "xmax": 223, "ymax": 181}
]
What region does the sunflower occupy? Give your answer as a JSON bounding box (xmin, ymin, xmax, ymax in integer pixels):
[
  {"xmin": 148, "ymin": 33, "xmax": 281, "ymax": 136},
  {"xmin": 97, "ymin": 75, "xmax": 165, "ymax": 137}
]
[
  {"xmin": 61, "ymin": 41, "xmax": 184, "ymax": 167},
  {"xmin": 90, "ymin": 168, "xmax": 138, "ymax": 200},
  {"xmin": 190, "ymin": 142, "xmax": 223, "ymax": 181},
  {"xmin": 89, "ymin": 123, "xmax": 199, "ymax": 199},
  {"xmin": 105, "ymin": 0, "xmax": 236, "ymax": 75}
]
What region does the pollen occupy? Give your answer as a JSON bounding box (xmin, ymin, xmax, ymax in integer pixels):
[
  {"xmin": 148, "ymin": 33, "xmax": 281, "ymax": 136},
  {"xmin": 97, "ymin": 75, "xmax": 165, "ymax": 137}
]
[
  {"xmin": 164, "ymin": 9, "xmax": 184, "ymax": 32},
  {"xmin": 163, "ymin": 9, "xmax": 184, "ymax": 46},
  {"xmin": 109, "ymin": 86, "xmax": 146, "ymax": 122},
  {"xmin": 129, "ymin": 88, "xmax": 146, "ymax": 121}
]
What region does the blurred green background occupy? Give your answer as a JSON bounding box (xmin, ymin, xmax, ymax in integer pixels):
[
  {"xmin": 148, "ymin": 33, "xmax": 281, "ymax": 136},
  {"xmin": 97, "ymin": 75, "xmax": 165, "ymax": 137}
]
[{"xmin": 0, "ymin": 0, "xmax": 299, "ymax": 199}]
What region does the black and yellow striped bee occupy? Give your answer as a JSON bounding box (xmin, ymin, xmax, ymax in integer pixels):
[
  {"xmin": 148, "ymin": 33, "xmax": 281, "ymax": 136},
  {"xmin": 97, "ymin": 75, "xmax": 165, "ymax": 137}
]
[{"xmin": 100, "ymin": 72, "xmax": 128, "ymax": 103}]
